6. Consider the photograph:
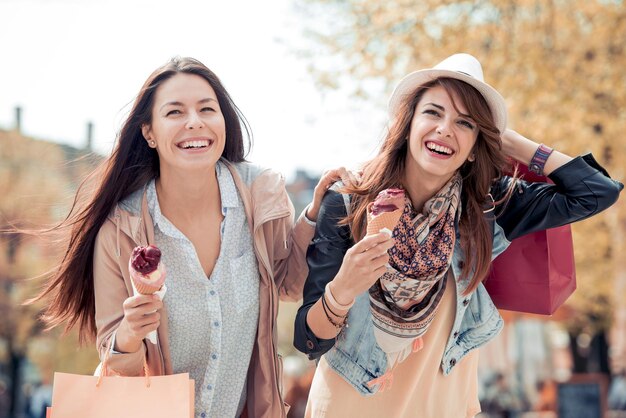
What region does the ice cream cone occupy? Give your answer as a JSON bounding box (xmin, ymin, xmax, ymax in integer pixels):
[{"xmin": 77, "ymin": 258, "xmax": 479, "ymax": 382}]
[
  {"xmin": 128, "ymin": 245, "xmax": 166, "ymax": 295},
  {"xmin": 128, "ymin": 245, "xmax": 166, "ymax": 345},
  {"xmin": 367, "ymin": 206, "xmax": 403, "ymax": 236},
  {"xmin": 129, "ymin": 261, "xmax": 166, "ymax": 295}
]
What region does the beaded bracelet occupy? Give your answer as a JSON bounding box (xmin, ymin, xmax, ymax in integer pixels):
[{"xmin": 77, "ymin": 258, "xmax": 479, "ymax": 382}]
[
  {"xmin": 325, "ymin": 282, "xmax": 355, "ymax": 311},
  {"xmin": 321, "ymin": 293, "xmax": 346, "ymax": 329},
  {"xmin": 529, "ymin": 144, "xmax": 554, "ymax": 175}
]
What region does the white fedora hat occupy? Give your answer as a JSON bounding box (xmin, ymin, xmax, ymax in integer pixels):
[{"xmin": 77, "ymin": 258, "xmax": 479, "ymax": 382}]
[{"xmin": 388, "ymin": 53, "xmax": 507, "ymax": 133}]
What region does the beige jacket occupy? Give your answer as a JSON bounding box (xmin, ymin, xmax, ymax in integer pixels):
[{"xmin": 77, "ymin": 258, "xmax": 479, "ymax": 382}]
[{"xmin": 93, "ymin": 161, "xmax": 314, "ymax": 418}]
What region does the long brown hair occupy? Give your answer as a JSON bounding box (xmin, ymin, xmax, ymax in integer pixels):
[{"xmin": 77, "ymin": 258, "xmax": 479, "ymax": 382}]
[
  {"xmin": 29, "ymin": 57, "xmax": 251, "ymax": 342},
  {"xmin": 344, "ymin": 77, "xmax": 515, "ymax": 294}
]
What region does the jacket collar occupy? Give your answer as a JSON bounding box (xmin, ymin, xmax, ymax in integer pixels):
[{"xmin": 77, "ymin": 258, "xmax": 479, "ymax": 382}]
[
  {"xmin": 107, "ymin": 160, "xmax": 284, "ymax": 276},
  {"xmin": 109, "ymin": 187, "xmax": 155, "ymax": 253}
]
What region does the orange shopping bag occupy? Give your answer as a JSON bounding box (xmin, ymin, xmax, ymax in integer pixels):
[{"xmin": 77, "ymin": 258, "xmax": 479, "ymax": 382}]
[{"xmin": 47, "ymin": 348, "xmax": 194, "ymax": 418}]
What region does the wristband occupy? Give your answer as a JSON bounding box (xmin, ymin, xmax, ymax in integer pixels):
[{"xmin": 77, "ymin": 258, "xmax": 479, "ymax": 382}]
[
  {"xmin": 325, "ymin": 282, "xmax": 355, "ymax": 311},
  {"xmin": 529, "ymin": 144, "xmax": 554, "ymax": 175}
]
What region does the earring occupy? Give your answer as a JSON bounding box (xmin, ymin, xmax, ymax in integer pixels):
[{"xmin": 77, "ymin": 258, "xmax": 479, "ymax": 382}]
[
  {"xmin": 468, "ymin": 153, "xmax": 475, "ymax": 162},
  {"xmin": 149, "ymin": 140, "xmax": 156, "ymax": 148}
]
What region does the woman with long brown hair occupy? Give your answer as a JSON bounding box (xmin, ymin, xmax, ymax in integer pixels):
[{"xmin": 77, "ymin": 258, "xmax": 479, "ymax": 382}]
[
  {"xmin": 32, "ymin": 56, "xmax": 346, "ymax": 418},
  {"xmin": 294, "ymin": 53, "xmax": 623, "ymax": 417}
]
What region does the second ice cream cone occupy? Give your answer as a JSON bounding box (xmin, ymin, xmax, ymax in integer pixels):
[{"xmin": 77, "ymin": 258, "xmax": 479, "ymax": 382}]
[
  {"xmin": 128, "ymin": 245, "xmax": 166, "ymax": 295},
  {"xmin": 367, "ymin": 206, "xmax": 403, "ymax": 236},
  {"xmin": 129, "ymin": 262, "xmax": 166, "ymax": 295}
]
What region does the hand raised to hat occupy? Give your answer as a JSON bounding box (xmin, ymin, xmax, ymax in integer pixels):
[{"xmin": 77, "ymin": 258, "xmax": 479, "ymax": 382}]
[
  {"xmin": 500, "ymin": 129, "xmax": 529, "ymax": 159},
  {"xmin": 500, "ymin": 129, "xmax": 572, "ymax": 176}
]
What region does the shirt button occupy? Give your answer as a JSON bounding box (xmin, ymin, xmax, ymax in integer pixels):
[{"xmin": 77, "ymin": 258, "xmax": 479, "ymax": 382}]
[
  {"xmin": 450, "ymin": 358, "xmax": 457, "ymax": 367},
  {"xmin": 207, "ymin": 384, "xmax": 213, "ymax": 390},
  {"xmin": 306, "ymin": 340, "xmax": 314, "ymax": 350},
  {"xmin": 201, "ymin": 413, "xmax": 206, "ymax": 418},
  {"xmin": 211, "ymin": 353, "xmax": 218, "ymax": 360},
  {"xmin": 462, "ymin": 299, "xmax": 469, "ymax": 306},
  {"xmin": 209, "ymin": 290, "xmax": 215, "ymax": 296},
  {"xmin": 214, "ymin": 321, "xmax": 220, "ymax": 327}
]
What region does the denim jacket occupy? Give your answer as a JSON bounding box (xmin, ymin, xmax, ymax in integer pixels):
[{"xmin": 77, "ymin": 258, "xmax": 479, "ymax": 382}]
[{"xmin": 293, "ymin": 154, "xmax": 622, "ymax": 395}]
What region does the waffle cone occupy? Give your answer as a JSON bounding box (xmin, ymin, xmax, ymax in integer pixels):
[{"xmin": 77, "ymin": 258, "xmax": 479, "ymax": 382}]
[
  {"xmin": 129, "ymin": 262, "xmax": 166, "ymax": 295},
  {"xmin": 367, "ymin": 208, "xmax": 403, "ymax": 236}
]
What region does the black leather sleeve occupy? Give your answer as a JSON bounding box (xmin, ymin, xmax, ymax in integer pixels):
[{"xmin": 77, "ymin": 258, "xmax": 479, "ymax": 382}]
[
  {"xmin": 293, "ymin": 190, "xmax": 353, "ymax": 359},
  {"xmin": 492, "ymin": 153, "xmax": 623, "ymax": 241}
]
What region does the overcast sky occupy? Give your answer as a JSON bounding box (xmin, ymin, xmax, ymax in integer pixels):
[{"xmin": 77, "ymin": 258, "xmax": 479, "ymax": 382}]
[{"xmin": 0, "ymin": 0, "xmax": 388, "ymax": 179}]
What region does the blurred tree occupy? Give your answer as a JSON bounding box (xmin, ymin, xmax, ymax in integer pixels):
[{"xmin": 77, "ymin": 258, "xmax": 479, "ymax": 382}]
[
  {"xmin": 0, "ymin": 129, "xmax": 100, "ymax": 415},
  {"xmin": 296, "ymin": 0, "xmax": 625, "ymax": 366}
]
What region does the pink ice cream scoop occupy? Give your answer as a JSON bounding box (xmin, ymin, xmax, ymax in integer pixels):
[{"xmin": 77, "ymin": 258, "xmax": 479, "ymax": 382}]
[
  {"xmin": 129, "ymin": 245, "xmax": 166, "ymax": 294},
  {"xmin": 367, "ymin": 188, "xmax": 405, "ymax": 235}
]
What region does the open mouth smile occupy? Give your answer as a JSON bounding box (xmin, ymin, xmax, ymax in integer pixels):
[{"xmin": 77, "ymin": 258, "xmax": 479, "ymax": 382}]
[
  {"xmin": 425, "ymin": 141, "xmax": 454, "ymax": 156},
  {"xmin": 176, "ymin": 138, "xmax": 214, "ymax": 150}
]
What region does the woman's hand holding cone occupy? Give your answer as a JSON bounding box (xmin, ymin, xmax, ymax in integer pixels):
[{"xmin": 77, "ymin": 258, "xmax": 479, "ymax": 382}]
[{"xmin": 330, "ymin": 232, "xmax": 394, "ymax": 306}]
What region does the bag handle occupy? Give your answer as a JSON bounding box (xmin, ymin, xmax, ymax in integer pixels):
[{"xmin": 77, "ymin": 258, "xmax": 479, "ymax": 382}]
[{"xmin": 97, "ymin": 336, "xmax": 151, "ymax": 388}]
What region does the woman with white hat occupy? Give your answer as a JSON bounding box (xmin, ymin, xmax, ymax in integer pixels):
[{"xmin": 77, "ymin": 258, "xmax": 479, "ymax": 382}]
[{"xmin": 293, "ymin": 53, "xmax": 623, "ymax": 417}]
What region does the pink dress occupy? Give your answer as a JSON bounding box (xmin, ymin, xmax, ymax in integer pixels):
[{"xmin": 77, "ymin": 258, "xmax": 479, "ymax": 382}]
[{"xmin": 305, "ymin": 273, "xmax": 481, "ymax": 418}]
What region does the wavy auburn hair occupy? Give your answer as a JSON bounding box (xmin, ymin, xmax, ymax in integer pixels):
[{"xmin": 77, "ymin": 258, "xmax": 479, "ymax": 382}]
[
  {"xmin": 28, "ymin": 57, "xmax": 251, "ymax": 342},
  {"xmin": 344, "ymin": 77, "xmax": 516, "ymax": 294}
]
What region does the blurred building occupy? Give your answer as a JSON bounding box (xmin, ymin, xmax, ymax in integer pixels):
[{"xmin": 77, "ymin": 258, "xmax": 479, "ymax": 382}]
[
  {"xmin": 285, "ymin": 169, "xmax": 319, "ymax": 217},
  {"xmin": 0, "ymin": 109, "xmax": 101, "ymax": 418}
]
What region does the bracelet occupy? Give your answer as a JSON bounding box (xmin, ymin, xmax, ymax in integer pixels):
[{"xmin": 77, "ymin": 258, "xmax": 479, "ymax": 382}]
[
  {"xmin": 529, "ymin": 144, "xmax": 554, "ymax": 175},
  {"xmin": 321, "ymin": 293, "xmax": 346, "ymax": 329},
  {"xmin": 322, "ymin": 292, "xmax": 345, "ymax": 319},
  {"xmin": 325, "ymin": 282, "xmax": 355, "ymax": 311}
]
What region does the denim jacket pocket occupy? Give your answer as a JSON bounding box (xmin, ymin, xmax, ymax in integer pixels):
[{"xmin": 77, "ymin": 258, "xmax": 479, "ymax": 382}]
[
  {"xmin": 325, "ymin": 292, "xmax": 389, "ymax": 395},
  {"xmin": 335, "ymin": 293, "xmax": 378, "ymax": 360},
  {"xmin": 457, "ymin": 284, "xmax": 503, "ymax": 352}
]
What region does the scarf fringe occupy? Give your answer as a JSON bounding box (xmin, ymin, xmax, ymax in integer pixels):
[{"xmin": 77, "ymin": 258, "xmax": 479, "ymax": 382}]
[{"xmin": 366, "ymin": 336, "xmax": 425, "ymax": 393}]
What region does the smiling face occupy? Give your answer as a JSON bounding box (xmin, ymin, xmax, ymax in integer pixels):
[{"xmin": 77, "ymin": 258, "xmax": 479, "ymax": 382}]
[
  {"xmin": 404, "ymin": 84, "xmax": 479, "ymax": 187},
  {"xmin": 141, "ymin": 73, "xmax": 226, "ymax": 175}
]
